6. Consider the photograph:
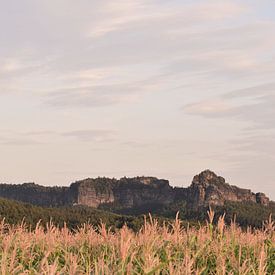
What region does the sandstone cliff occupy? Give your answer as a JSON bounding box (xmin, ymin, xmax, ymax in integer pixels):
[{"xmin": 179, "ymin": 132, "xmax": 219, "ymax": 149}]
[
  {"xmin": 0, "ymin": 170, "xmax": 270, "ymax": 209},
  {"xmin": 185, "ymin": 170, "xmax": 269, "ymax": 209},
  {"xmin": 70, "ymin": 176, "xmax": 174, "ymax": 208}
]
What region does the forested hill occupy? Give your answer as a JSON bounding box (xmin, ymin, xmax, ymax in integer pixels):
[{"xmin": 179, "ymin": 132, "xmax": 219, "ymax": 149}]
[
  {"xmin": 0, "ymin": 196, "xmax": 274, "ymax": 230},
  {"xmin": 0, "ymin": 170, "xmax": 274, "ymax": 229},
  {"xmin": 0, "ymin": 197, "xmax": 144, "ymax": 231}
]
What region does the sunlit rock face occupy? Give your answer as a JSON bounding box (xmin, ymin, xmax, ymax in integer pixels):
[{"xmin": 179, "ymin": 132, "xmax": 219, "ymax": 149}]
[
  {"xmin": 71, "ymin": 177, "xmax": 175, "ymax": 208},
  {"xmin": 185, "ymin": 170, "xmax": 266, "ymax": 209},
  {"xmin": 67, "ymin": 171, "xmax": 271, "ymax": 209},
  {"xmin": 70, "ymin": 178, "xmax": 116, "ymax": 208},
  {"xmin": 0, "ymin": 170, "xmax": 271, "ymax": 209}
]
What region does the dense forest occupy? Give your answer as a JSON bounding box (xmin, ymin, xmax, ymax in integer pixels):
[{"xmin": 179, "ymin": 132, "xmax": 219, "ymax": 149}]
[
  {"xmin": 0, "ymin": 196, "xmax": 274, "ymax": 231},
  {"xmin": 101, "ymin": 199, "xmax": 275, "ymax": 228},
  {"xmin": 0, "ymin": 198, "xmax": 145, "ymax": 231}
]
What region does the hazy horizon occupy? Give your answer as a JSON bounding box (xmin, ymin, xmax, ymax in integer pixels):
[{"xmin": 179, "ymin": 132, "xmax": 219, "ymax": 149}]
[{"xmin": 1, "ymin": 1, "xmax": 275, "ymax": 200}]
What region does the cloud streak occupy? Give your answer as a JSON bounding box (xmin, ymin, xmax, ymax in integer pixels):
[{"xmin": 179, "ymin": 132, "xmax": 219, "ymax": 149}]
[
  {"xmin": 183, "ymin": 83, "xmax": 275, "ymax": 129},
  {"xmin": 61, "ymin": 130, "xmax": 116, "ymax": 142},
  {"xmin": 0, "ymin": 129, "xmax": 116, "ymax": 146}
]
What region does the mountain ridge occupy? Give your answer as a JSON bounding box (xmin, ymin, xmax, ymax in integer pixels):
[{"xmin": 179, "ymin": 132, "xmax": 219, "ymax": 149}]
[{"xmin": 0, "ymin": 170, "xmax": 271, "ymax": 210}]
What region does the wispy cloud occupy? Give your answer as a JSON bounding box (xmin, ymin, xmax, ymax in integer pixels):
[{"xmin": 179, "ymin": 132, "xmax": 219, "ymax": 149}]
[
  {"xmin": 44, "ymin": 84, "xmax": 142, "ymax": 108},
  {"xmin": 184, "ymin": 99, "xmax": 233, "ymax": 117},
  {"xmin": 0, "ymin": 129, "xmax": 116, "ymax": 145},
  {"xmin": 0, "ymin": 137, "xmax": 41, "ymax": 146},
  {"xmin": 61, "ymin": 130, "xmax": 115, "ymax": 142},
  {"xmin": 183, "ymin": 83, "xmax": 275, "ymax": 129},
  {"xmin": 87, "ymin": 0, "xmax": 245, "ymax": 37}
]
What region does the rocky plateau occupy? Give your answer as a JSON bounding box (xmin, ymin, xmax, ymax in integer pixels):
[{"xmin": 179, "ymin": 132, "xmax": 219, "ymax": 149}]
[{"xmin": 0, "ymin": 170, "xmax": 271, "ymax": 210}]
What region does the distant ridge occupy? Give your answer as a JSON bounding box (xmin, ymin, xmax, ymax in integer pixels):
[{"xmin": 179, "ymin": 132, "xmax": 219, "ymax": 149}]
[{"xmin": 0, "ymin": 170, "xmax": 271, "ymax": 209}]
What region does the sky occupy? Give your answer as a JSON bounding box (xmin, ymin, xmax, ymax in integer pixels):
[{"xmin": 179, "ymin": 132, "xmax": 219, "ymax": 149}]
[{"xmin": 0, "ymin": 0, "xmax": 275, "ymax": 199}]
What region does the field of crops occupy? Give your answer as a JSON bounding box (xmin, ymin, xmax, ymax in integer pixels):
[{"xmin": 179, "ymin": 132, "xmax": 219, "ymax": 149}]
[{"xmin": 0, "ymin": 210, "xmax": 274, "ymax": 274}]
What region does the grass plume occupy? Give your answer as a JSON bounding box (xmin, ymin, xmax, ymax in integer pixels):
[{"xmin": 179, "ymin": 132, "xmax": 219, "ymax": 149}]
[{"xmin": 0, "ymin": 212, "xmax": 274, "ymax": 274}]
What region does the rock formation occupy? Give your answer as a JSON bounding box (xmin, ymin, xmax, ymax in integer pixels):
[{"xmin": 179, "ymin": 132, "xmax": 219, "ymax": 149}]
[
  {"xmin": 185, "ymin": 170, "xmax": 270, "ymax": 209},
  {"xmin": 71, "ymin": 176, "xmax": 174, "ymax": 208},
  {"xmin": 0, "ymin": 170, "xmax": 271, "ymax": 209}
]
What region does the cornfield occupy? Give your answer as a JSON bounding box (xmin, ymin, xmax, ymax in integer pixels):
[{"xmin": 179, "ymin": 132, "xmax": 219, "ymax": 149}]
[{"xmin": 0, "ymin": 210, "xmax": 274, "ymax": 274}]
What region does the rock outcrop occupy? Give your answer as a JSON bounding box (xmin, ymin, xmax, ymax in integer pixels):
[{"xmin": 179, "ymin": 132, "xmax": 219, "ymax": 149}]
[
  {"xmin": 0, "ymin": 170, "xmax": 271, "ymax": 209},
  {"xmin": 185, "ymin": 170, "xmax": 269, "ymax": 209},
  {"xmin": 70, "ymin": 176, "xmax": 174, "ymax": 208},
  {"xmin": 70, "ymin": 178, "xmax": 116, "ymax": 207}
]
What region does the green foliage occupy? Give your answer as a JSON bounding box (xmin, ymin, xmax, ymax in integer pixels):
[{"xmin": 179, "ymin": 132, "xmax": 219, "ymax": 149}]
[
  {"xmin": 214, "ymin": 201, "xmax": 275, "ymax": 228},
  {"xmin": 102, "ymin": 199, "xmax": 275, "ymax": 228},
  {"xmin": 0, "ymin": 197, "xmax": 144, "ymax": 231},
  {"xmin": 0, "ymin": 194, "xmax": 274, "ymax": 231}
]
